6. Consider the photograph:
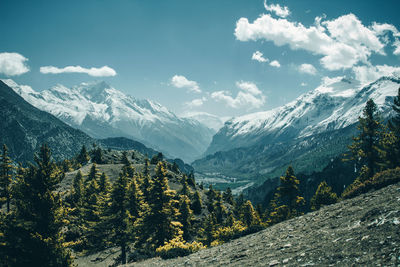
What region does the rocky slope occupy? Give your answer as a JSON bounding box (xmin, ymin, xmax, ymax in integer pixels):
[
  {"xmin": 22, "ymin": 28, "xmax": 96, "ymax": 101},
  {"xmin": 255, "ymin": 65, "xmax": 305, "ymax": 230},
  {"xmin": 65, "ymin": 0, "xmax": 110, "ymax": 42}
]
[
  {"xmin": 0, "ymin": 80, "xmax": 93, "ymax": 162},
  {"xmin": 131, "ymin": 182, "xmax": 400, "ymax": 267},
  {"xmin": 5, "ymin": 79, "xmax": 214, "ymax": 162}
]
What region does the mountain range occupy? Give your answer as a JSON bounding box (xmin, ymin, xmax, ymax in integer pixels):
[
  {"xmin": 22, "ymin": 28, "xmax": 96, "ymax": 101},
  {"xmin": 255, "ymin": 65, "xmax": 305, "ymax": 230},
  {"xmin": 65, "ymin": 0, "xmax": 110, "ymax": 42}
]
[
  {"xmin": 0, "ymin": 80, "xmax": 93, "ymax": 162},
  {"xmin": 193, "ymin": 75, "xmax": 400, "ymax": 189},
  {"xmin": 4, "ymin": 80, "xmax": 215, "ymax": 162}
]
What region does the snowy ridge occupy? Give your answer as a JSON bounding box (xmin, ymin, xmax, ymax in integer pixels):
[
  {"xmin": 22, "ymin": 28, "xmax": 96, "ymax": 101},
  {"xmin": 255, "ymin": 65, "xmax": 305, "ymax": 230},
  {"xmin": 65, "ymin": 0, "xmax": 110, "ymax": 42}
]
[
  {"xmin": 4, "ymin": 80, "xmax": 214, "ymax": 162},
  {"xmin": 206, "ymin": 76, "xmax": 400, "ymax": 155}
]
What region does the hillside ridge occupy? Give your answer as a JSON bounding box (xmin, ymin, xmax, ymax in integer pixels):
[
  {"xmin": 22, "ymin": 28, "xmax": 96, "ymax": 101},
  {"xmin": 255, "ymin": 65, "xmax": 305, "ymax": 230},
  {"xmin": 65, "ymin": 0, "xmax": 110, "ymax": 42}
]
[{"xmin": 130, "ymin": 182, "xmax": 400, "ymax": 266}]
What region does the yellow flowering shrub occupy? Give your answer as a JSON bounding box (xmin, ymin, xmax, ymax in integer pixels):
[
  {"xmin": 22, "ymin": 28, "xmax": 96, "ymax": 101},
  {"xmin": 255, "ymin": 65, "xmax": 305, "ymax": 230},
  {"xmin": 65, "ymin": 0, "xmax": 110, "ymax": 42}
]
[{"xmin": 156, "ymin": 235, "xmax": 206, "ymax": 259}]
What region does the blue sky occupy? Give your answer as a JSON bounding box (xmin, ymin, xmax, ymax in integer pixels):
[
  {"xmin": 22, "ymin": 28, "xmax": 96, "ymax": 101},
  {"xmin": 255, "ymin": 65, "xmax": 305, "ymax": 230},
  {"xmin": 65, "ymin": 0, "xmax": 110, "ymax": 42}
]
[{"xmin": 1, "ymin": 0, "xmax": 400, "ymax": 117}]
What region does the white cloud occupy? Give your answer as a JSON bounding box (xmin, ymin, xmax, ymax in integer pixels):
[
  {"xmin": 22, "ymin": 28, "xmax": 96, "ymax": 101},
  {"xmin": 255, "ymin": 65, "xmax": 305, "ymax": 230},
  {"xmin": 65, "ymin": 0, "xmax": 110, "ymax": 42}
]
[
  {"xmin": 263, "ymin": 0, "xmax": 290, "ymax": 18},
  {"xmin": 252, "ymin": 51, "xmax": 268, "ymax": 62},
  {"xmin": 234, "ymin": 11, "xmax": 400, "ymax": 70},
  {"xmin": 171, "ymin": 75, "xmax": 201, "ymax": 93},
  {"xmin": 211, "ymin": 81, "xmax": 265, "ymax": 109},
  {"xmin": 301, "ymin": 82, "xmax": 307, "ymax": 87},
  {"xmin": 40, "ymin": 65, "xmax": 116, "ymax": 77},
  {"xmin": 298, "ymin": 63, "xmax": 317, "ymax": 75},
  {"xmin": 269, "ymin": 60, "xmax": 281, "ymax": 68},
  {"xmin": 353, "ymin": 64, "xmax": 400, "ymax": 86},
  {"xmin": 236, "ymin": 81, "xmax": 262, "ymax": 95},
  {"xmin": 185, "ymin": 97, "xmax": 206, "ymax": 108},
  {"xmin": 0, "ymin": 52, "xmax": 30, "ymax": 76}
]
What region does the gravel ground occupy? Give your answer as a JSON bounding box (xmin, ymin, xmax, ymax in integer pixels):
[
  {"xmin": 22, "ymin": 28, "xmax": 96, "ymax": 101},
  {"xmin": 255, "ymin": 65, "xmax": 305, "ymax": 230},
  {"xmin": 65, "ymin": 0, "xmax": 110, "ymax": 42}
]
[{"xmin": 128, "ymin": 182, "xmax": 400, "ymax": 267}]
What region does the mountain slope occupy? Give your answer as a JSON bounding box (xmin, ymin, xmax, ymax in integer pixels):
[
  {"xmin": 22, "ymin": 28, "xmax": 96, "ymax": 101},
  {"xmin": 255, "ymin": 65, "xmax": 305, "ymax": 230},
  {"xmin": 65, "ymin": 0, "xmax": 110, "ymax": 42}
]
[
  {"xmin": 205, "ymin": 76, "xmax": 399, "ymax": 155},
  {"xmin": 5, "ymin": 80, "xmax": 214, "ymax": 162},
  {"xmin": 193, "ymin": 76, "xmax": 399, "ymax": 190},
  {"xmin": 0, "ymin": 80, "xmax": 93, "ymax": 162},
  {"xmin": 132, "ymin": 182, "xmax": 400, "ymax": 266}
]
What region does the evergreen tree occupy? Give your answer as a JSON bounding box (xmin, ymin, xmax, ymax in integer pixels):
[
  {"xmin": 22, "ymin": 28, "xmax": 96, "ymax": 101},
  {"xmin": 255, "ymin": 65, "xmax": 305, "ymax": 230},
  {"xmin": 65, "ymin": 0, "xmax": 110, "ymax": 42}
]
[
  {"xmin": 178, "ymin": 195, "xmax": 193, "ymax": 241},
  {"xmin": 91, "ymin": 145, "xmax": 103, "ymax": 164},
  {"xmin": 213, "ymin": 192, "xmax": 226, "ymax": 224},
  {"xmin": 3, "ymin": 144, "xmax": 72, "ymax": 266},
  {"xmin": 268, "ymin": 166, "xmax": 305, "ymax": 224},
  {"xmin": 121, "ymin": 151, "xmax": 130, "ymax": 165},
  {"xmin": 387, "ymin": 87, "xmax": 400, "ymax": 167},
  {"xmin": 201, "ymin": 213, "xmax": 216, "ymax": 246},
  {"xmin": 76, "ymin": 145, "xmax": 90, "ymax": 166},
  {"xmin": 187, "ymin": 171, "xmax": 196, "ymax": 187},
  {"xmin": 127, "ymin": 176, "xmax": 148, "ymax": 228},
  {"xmin": 180, "ymin": 175, "xmax": 191, "ymax": 197},
  {"xmin": 347, "ymin": 99, "xmax": 384, "ymax": 181},
  {"xmin": 310, "ymin": 181, "xmax": 338, "ymax": 211},
  {"xmin": 108, "ymin": 172, "xmax": 130, "ymax": 264},
  {"xmin": 191, "ymin": 190, "xmax": 202, "ymax": 215},
  {"xmin": 222, "ymin": 187, "xmax": 234, "ymax": 205},
  {"xmin": 0, "ymin": 144, "xmax": 14, "ymax": 213},
  {"xmin": 241, "ymin": 200, "xmax": 261, "ymax": 228},
  {"xmin": 71, "ymin": 170, "xmax": 85, "ymax": 208},
  {"xmin": 139, "ymin": 162, "xmax": 180, "ymax": 250},
  {"xmin": 86, "ymin": 163, "xmax": 101, "ymax": 185}
]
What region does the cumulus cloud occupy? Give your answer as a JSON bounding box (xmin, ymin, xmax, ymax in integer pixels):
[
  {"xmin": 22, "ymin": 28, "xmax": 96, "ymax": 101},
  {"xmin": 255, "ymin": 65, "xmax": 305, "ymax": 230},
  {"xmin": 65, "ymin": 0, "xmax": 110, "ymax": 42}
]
[
  {"xmin": 0, "ymin": 52, "xmax": 30, "ymax": 76},
  {"xmin": 298, "ymin": 63, "xmax": 317, "ymax": 75},
  {"xmin": 234, "ymin": 11, "xmax": 400, "ymax": 70},
  {"xmin": 211, "ymin": 81, "xmax": 265, "ymax": 109},
  {"xmin": 184, "ymin": 97, "xmax": 206, "ymax": 108},
  {"xmin": 171, "ymin": 75, "xmax": 201, "ymax": 93},
  {"xmin": 353, "ymin": 64, "xmax": 400, "ymax": 86},
  {"xmin": 263, "ymin": 0, "xmax": 290, "ymax": 18},
  {"xmin": 40, "ymin": 65, "xmax": 116, "ymax": 77},
  {"xmin": 269, "ymin": 60, "xmax": 281, "ymax": 68},
  {"xmin": 252, "ymin": 51, "xmax": 268, "ymax": 62}
]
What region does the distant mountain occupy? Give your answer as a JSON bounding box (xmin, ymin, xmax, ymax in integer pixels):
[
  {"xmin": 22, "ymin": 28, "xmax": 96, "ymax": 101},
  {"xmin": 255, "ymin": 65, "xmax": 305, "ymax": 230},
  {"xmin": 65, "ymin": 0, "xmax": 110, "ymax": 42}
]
[
  {"xmin": 0, "ymin": 80, "xmax": 93, "ymax": 162},
  {"xmin": 182, "ymin": 111, "xmax": 229, "ymax": 132},
  {"xmin": 205, "ymin": 76, "xmax": 399, "ymax": 155},
  {"xmin": 5, "ymin": 80, "xmax": 214, "ymax": 162},
  {"xmin": 193, "ymin": 76, "xmax": 400, "ymax": 189}
]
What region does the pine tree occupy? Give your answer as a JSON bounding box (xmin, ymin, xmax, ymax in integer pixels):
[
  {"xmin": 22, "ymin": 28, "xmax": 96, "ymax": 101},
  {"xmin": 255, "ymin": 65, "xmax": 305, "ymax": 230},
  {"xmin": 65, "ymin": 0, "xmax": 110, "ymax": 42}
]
[
  {"xmin": 222, "ymin": 187, "xmax": 234, "ymax": 205},
  {"xmin": 0, "ymin": 144, "xmax": 14, "ymax": 213},
  {"xmin": 4, "ymin": 144, "xmax": 72, "ymax": 266},
  {"xmin": 191, "ymin": 190, "xmax": 202, "ymax": 215},
  {"xmin": 76, "ymin": 145, "xmax": 90, "ymax": 166},
  {"xmin": 241, "ymin": 200, "xmax": 261, "ymax": 227},
  {"xmin": 108, "ymin": 172, "xmax": 130, "ymax": 264},
  {"xmin": 178, "ymin": 195, "xmax": 193, "ymax": 241},
  {"xmin": 347, "ymin": 99, "xmax": 384, "ymax": 181},
  {"xmin": 180, "ymin": 175, "xmax": 191, "ymax": 197},
  {"xmin": 86, "ymin": 163, "xmax": 101, "ymax": 185},
  {"xmin": 71, "ymin": 170, "xmax": 85, "ymax": 208},
  {"xmin": 91, "ymin": 145, "xmax": 103, "ymax": 164},
  {"xmin": 213, "ymin": 192, "xmax": 226, "ymax": 224},
  {"xmin": 310, "ymin": 181, "xmax": 338, "ymax": 211},
  {"xmin": 201, "ymin": 213, "xmax": 216, "ymax": 246},
  {"xmin": 268, "ymin": 166, "xmax": 305, "ymax": 224},
  {"xmin": 387, "ymin": 87, "xmax": 400, "ymax": 167},
  {"xmin": 139, "ymin": 162, "xmax": 181, "ymax": 250},
  {"xmin": 127, "ymin": 176, "xmax": 148, "ymax": 228},
  {"xmin": 187, "ymin": 171, "xmax": 196, "ymax": 187},
  {"xmin": 121, "ymin": 151, "xmax": 130, "ymax": 165}
]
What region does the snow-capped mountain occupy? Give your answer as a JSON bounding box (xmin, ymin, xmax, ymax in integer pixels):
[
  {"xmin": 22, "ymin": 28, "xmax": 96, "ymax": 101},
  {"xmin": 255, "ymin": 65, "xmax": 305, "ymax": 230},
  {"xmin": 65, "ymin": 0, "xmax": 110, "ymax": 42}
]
[
  {"xmin": 205, "ymin": 76, "xmax": 400, "ymax": 155},
  {"xmin": 4, "ymin": 80, "xmax": 214, "ymax": 162},
  {"xmin": 182, "ymin": 111, "xmax": 230, "ymax": 132}
]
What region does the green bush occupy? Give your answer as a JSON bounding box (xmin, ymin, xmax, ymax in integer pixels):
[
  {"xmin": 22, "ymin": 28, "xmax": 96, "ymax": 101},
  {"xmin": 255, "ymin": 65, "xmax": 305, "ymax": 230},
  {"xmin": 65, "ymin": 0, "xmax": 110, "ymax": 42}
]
[{"xmin": 342, "ymin": 167, "xmax": 400, "ymax": 199}]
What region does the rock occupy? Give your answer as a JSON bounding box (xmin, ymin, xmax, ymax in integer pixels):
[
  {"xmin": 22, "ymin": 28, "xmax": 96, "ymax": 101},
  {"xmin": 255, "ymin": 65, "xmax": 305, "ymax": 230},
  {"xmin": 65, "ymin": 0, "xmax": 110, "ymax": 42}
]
[{"xmin": 269, "ymin": 260, "xmax": 279, "ymax": 266}]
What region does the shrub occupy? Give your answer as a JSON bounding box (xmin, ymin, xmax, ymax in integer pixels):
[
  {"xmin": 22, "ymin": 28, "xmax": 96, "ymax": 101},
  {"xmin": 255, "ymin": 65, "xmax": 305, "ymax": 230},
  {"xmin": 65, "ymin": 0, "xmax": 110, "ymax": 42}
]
[
  {"xmin": 156, "ymin": 235, "xmax": 205, "ymax": 259},
  {"xmin": 342, "ymin": 167, "xmax": 400, "ymax": 199}
]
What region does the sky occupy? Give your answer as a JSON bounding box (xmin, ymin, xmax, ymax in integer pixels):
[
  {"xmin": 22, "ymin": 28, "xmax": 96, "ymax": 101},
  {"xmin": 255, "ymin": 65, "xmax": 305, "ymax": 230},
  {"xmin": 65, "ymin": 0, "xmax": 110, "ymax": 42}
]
[{"xmin": 1, "ymin": 0, "xmax": 400, "ymax": 118}]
